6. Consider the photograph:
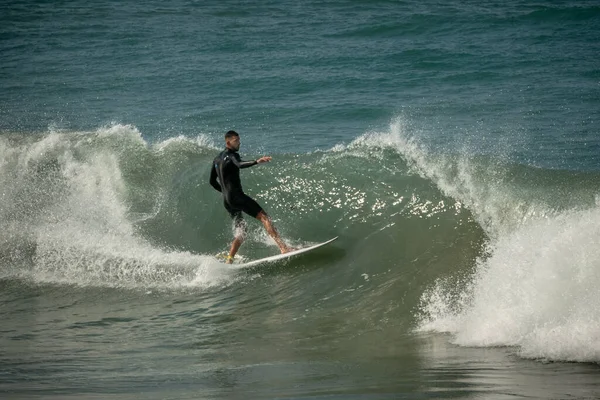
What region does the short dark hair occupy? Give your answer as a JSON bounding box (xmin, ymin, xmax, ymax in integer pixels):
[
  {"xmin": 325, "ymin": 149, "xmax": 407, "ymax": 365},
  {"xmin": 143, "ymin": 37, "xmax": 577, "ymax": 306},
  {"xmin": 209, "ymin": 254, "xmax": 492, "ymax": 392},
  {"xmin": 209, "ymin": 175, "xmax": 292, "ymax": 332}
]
[{"xmin": 225, "ymin": 130, "xmax": 239, "ymax": 140}]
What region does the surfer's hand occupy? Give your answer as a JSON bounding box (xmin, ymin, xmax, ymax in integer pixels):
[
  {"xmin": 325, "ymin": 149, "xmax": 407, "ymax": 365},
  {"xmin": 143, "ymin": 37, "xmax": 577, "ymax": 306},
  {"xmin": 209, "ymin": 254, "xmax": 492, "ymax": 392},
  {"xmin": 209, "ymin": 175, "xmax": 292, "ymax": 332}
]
[{"xmin": 257, "ymin": 156, "xmax": 272, "ymax": 164}]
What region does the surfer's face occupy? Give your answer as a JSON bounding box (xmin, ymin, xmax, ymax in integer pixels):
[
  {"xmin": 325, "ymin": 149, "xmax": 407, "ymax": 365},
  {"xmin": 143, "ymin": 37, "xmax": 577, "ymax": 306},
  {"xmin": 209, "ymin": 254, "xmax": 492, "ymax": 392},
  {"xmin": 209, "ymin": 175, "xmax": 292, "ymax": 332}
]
[{"xmin": 227, "ymin": 136, "xmax": 240, "ymax": 151}]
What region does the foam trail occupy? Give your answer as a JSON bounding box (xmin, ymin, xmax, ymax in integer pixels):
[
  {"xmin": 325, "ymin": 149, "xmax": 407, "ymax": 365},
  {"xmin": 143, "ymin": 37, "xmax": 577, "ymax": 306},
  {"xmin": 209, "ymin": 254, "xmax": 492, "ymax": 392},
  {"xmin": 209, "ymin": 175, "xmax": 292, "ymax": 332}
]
[{"xmin": 32, "ymin": 226, "xmax": 232, "ymax": 289}]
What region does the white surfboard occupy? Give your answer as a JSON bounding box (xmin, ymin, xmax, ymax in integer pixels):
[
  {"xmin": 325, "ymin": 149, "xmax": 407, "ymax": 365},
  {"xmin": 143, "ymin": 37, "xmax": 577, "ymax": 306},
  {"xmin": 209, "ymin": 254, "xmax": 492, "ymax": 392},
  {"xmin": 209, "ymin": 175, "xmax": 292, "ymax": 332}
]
[{"xmin": 228, "ymin": 237, "xmax": 338, "ymax": 269}]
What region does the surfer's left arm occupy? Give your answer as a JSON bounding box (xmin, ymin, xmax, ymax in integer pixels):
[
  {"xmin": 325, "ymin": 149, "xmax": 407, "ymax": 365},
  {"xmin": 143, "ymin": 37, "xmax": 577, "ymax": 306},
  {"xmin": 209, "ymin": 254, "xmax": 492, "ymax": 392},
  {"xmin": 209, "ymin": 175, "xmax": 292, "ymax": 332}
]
[{"xmin": 231, "ymin": 153, "xmax": 271, "ymax": 169}]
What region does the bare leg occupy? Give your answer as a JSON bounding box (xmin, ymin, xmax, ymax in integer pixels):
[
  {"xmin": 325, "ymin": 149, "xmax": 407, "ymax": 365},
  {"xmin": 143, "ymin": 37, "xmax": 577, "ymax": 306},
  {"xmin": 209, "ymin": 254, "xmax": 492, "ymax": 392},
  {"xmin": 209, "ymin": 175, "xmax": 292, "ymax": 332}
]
[
  {"xmin": 227, "ymin": 235, "xmax": 244, "ymax": 264},
  {"xmin": 227, "ymin": 217, "xmax": 246, "ymax": 264},
  {"xmin": 256, "ymin": 211, "xmax": 293, "ymax": 254}
]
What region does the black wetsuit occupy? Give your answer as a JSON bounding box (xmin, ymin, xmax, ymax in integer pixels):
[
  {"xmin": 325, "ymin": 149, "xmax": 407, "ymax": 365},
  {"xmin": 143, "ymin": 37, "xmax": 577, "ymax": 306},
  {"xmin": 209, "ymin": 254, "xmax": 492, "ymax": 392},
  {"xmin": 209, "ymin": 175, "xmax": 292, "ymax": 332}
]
[{"xmin": 209, "ymin": 148, "xmax": 264, "ymax": 222}]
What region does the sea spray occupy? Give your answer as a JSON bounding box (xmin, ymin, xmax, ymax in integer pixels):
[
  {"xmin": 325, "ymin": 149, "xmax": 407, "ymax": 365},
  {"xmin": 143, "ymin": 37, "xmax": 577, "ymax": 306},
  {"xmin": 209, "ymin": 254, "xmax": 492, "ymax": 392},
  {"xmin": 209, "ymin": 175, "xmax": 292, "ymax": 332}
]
[
  {"xmin": 417, "ymin": 206, "xmax": 600, "ymax": 362},
  {"xmin": 350, "ymin": 118, "xmax": 600, "ymax": 362},
  {"xmin": 0, "ymin": 125, "xmax": 233, "ymax": 288}
]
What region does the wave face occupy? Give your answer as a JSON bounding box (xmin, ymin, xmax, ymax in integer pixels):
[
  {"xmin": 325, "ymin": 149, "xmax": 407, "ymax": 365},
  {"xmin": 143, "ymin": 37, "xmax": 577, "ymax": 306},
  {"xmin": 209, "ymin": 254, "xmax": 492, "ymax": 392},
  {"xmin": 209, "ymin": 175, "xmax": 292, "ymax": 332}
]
[{"xmin": 1, "ymin": 121, "xmax": 599, "ymax": 364}]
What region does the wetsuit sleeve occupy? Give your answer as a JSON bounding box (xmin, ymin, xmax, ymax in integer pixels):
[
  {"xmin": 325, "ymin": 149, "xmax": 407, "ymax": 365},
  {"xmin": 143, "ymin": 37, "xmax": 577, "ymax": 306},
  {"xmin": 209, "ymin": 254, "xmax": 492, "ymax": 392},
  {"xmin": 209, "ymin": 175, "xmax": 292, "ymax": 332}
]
[
  {"xmin": 209, "ymin": 163, "xmax": 222, "ymax": 192},
  {"xmin": 231, "ymin": 153, "xmax": 258, "ymax": 169}
]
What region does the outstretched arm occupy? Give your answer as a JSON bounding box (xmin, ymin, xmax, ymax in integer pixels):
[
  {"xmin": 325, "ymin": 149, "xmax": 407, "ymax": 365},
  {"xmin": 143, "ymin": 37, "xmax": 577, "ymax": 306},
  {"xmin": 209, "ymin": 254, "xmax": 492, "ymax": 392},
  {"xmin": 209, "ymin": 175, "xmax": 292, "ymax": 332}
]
[
  {"xmin": 256, "ymin": 156, "xmax": 272, "ymax": 164},
  {"xmin": 209, "ymin": 164, "xmax": 222, "ymax": 192},
  {"xmin": 231, "ymin": 153, "xmax": 271, "ymax": 169}
]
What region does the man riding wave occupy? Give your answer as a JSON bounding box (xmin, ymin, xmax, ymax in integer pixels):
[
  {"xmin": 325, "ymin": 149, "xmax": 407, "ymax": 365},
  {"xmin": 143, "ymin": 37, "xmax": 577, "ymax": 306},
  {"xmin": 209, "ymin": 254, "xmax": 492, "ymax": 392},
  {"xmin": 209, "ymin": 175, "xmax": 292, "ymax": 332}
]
[{"xmin": 209, "ymin": 130, "xmax": 293, "ymax": 263}]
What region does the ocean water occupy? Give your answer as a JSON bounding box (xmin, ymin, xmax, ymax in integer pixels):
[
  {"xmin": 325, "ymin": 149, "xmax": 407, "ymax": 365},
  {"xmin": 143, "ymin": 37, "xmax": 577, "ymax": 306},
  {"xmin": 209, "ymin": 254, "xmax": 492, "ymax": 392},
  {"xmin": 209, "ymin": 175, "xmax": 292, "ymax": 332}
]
[{"xmin": 1, "ymin": 0, "xmax": 599, "ymax": 398}]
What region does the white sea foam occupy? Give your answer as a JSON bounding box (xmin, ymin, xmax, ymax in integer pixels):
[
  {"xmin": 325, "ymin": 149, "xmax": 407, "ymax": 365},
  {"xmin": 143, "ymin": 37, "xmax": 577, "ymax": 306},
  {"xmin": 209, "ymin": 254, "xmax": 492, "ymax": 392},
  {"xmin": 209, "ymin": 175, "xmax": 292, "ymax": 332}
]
[
  {"xmin": 0, "ymin": 125, "xmax": 237, "ymax": 289},
  {"xmin": 418, "ymin": 207, "xmax": 600, "ymax": 362},
  {"xmin": 364, "ymin": 116, "xmax": 600, "ymax": 363}
]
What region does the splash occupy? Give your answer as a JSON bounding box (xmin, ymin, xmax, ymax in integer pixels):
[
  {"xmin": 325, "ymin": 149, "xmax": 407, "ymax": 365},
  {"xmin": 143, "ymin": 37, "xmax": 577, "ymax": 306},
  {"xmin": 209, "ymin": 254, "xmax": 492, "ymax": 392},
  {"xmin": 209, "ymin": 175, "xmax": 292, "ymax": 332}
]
[
  {"xmin": 341, "ymin": 117, "xmax": 562, "ymax": 238},
  {"xmin": 0, "ymin": 125, "xmax": 234, "ymax": 289},
  {"xmin": 338, "ymin": 117, "xmax": 600, "ymax": 363},
  {"xmin": 417, "ymin": 207, "xmax": 600, "ymax": 362}
]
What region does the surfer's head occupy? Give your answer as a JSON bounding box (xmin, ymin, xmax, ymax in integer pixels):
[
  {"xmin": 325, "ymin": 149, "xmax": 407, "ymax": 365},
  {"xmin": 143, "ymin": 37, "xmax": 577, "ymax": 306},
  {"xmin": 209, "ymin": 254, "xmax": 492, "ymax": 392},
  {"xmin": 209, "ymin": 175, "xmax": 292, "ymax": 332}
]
[{"xmin": 225, "ymin": 130, "xmax": 240, "ymax": 151}]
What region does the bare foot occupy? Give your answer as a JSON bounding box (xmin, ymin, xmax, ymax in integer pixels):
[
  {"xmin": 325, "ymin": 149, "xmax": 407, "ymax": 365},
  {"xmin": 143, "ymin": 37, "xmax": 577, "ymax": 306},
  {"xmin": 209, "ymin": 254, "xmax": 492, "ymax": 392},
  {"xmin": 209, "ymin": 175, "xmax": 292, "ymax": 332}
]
[{"xmin": 280, "ymin": 246, "xmax": 297, "ymax": 254}]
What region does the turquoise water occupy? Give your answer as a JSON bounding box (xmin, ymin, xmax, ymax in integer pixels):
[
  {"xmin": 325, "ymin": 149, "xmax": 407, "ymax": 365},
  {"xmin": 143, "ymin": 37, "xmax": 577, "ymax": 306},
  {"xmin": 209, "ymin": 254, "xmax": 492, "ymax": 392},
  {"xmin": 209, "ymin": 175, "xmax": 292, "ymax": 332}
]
[{"xmin": 1, "ymin": 1, "xmax": 600, "ymax": 398}]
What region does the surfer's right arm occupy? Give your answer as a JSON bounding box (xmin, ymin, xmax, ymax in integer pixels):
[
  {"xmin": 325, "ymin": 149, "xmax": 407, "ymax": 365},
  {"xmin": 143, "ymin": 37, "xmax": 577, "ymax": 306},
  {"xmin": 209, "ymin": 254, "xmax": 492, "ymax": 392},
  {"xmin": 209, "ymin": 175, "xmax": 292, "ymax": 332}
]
[{"xmin": 209, "ymin": 163, "xmax": 222, "ymax": 192}]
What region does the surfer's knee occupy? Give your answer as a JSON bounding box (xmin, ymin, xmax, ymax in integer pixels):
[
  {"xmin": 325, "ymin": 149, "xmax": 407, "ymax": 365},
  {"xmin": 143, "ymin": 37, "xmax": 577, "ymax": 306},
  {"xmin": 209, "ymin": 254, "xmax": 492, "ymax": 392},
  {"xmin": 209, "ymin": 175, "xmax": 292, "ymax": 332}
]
[{"xmin": 256, "ymin": 211, "xmax": 274, "ymax": 228}]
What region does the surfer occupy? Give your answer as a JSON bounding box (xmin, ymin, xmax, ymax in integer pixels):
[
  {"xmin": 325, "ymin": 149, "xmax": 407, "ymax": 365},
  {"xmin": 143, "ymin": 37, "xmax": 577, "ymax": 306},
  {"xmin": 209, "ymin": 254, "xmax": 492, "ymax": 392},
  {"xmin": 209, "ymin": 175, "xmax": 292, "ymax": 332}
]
[{"xmin": 210, "ymin": 130, "xmax": 293, "ymax": 263}]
